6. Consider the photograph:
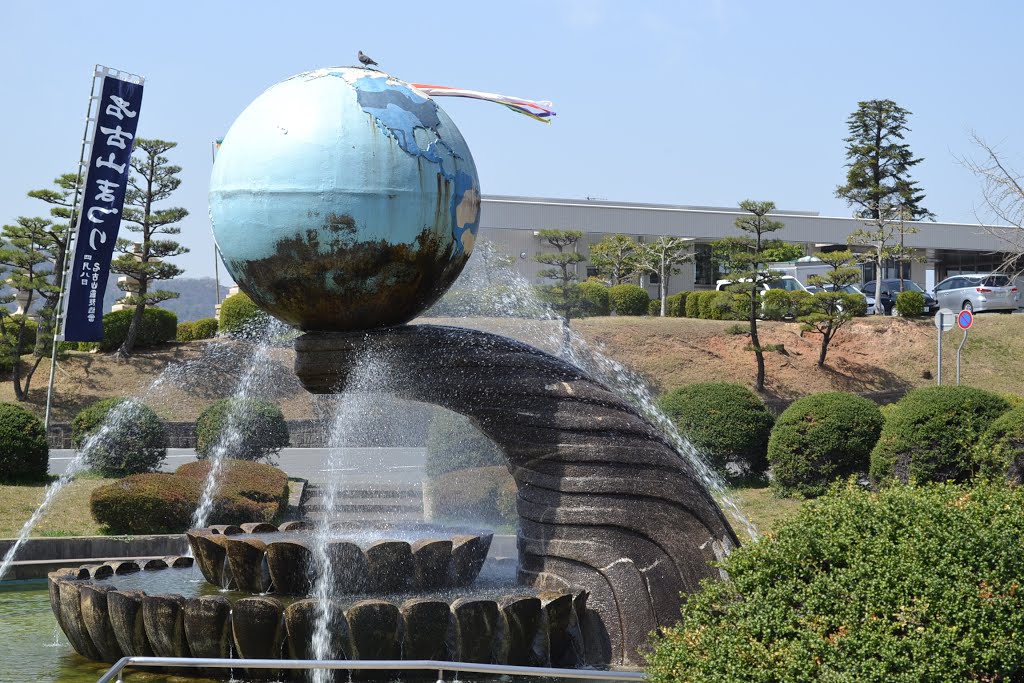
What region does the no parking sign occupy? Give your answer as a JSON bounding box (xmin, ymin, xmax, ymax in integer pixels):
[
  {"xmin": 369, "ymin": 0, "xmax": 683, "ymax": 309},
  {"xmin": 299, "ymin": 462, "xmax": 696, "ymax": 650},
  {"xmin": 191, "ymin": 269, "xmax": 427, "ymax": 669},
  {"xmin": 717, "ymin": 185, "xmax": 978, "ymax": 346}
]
[{"xmin": 957, "ymin": 310, "xmax": 974, "ymax": 330}]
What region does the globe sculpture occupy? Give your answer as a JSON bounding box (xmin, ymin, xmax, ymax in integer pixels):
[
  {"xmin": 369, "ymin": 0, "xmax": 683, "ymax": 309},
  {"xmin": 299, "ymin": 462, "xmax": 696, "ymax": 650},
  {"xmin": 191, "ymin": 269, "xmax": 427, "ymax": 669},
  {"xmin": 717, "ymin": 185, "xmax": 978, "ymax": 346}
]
[{"xmin": 210, "ymin": 67, "xmax": 481, "ymax": 331}]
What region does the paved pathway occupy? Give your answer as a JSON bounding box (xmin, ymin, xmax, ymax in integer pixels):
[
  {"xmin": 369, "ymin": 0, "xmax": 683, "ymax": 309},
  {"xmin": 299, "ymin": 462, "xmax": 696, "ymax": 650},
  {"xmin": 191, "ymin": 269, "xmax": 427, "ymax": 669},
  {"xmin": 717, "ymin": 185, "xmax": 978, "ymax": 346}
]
[{"xmin": 48, "ymin": 447, "xmax": 426, "ymax": 485}]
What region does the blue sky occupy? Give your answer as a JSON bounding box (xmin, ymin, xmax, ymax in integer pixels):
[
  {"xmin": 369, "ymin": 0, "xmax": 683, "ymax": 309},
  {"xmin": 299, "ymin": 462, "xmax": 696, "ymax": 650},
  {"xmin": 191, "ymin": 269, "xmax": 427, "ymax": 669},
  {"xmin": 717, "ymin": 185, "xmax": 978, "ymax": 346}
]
[{"xmin": 1, "ymin": 0, "xmax": 1021, "ymax": 278}]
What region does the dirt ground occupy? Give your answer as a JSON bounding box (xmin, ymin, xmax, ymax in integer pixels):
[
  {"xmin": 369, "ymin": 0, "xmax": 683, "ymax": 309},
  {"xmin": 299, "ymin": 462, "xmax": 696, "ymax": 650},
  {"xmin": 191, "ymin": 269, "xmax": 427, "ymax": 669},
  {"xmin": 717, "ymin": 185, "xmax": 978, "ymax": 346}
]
[{"xmin": 5, "ymin": 313, "xmax": 1022, "ymax": 421}]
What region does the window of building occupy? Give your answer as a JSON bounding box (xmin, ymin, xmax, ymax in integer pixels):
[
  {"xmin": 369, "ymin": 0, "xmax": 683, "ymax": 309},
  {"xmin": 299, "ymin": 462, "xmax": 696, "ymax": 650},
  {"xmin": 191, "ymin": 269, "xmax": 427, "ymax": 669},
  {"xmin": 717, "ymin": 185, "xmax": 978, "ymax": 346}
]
[
  {"xmin": 586, "ymin": 266, "xmax": 599, "ymax": 279},
  {"xmin": 648, "ymin": 273, "xmax": 660, "ymax": 284},
  {"xmin": 694, "ymin": 244, "xmax": 716, "ymax": 286}
]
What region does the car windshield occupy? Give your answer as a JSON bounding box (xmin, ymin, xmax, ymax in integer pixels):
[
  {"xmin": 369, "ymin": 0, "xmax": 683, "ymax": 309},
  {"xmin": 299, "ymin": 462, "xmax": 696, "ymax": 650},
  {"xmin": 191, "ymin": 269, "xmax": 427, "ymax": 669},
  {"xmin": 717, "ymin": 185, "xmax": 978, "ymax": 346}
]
[
  {"xmin": 969, "ymin": 275, "xmax": 1012, "ymax": 288},
  {"xmin": 886, "ymin": 280, "xmax": 924, "ymax": 293},
  {"xmin": 840, "ymin": 285, "xmax": 861, "ymax": 295},
  {"xmin": 768, "ymin": 279, "xmax": 803, "ymax": 291}
]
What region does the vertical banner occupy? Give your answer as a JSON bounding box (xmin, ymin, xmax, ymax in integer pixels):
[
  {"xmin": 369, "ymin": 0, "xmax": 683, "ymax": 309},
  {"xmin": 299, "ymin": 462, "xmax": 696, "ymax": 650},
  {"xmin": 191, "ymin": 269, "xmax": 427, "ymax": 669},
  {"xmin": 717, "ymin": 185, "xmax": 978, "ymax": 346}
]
[{"xmin": 62, "ymin": 70, "xmax": 144, "ymax": 341}]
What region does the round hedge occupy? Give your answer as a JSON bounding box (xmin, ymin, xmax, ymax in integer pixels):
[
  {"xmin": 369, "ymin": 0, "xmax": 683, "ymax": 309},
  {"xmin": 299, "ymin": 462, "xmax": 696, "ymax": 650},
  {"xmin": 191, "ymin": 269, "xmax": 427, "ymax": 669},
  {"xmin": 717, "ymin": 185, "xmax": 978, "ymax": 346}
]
[
  {"xmin": 195, "ymin": 398, "xmax": 289, "ymax": 462},
  {"xmin": 658, "ymin": 383, "xmax": 774, "ymax": 473},
  {"xmin": 646, "ymin": 482, "xmax": 1024, "ymax": 682},
  {"xmin": 768, "ymin": 392, "xmax": 884, "ymax": 498},
  {"xmin": 974, "ymin": 404, "xmax": 1024, "ymax": 485},
  {"xmin": 896, "ymin": 290, "xmax": 925, "ymax": 317},
  {"xmin": 608, "ymin": 283, "xmax": 650, "ymax": 316},
  {"xmin": 870, "ymin": 386, "xmax": 1010, "ymax": 485},
  {"xmin": 425, "ymin": 408, "xmax": 504, "ymax": 478},
  {"xmin": 0, "ymin": 402, "xmax": 49, "ymax": 482},
  {"xmin": 98, "ymin": 307, "xmax": 177, "ymax": 352},
  {"xmin": 219, "ymin": 292, "xmax": 269, "ymax": 335},
  {"xmin": 72, "ymin": 397, "xmax": 167, "ymax": 477},
  {"xmin": 577, "ymin": 280, "xmax": 610, "ymax": 316},
  {"xmin": 192, "ymin": 317, "xmax": 219, "ymax": 339},
  {"xmin": 90, "ymin": 460, "xmax": 289, "ymax": 534}
]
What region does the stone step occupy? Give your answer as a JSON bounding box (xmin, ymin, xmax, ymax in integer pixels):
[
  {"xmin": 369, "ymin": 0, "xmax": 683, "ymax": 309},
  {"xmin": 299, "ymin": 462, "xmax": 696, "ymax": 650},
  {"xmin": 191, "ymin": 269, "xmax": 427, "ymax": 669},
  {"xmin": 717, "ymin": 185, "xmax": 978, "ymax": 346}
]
[
  {"xmin": 302, "ymin": 510, "xmax": 426, "ymax": 523},
  {"xmin": 302, "ymin": 502, "xmax": 423, "ymax": 514},
  {"xmin": 303, "ymin": 488, "xmax": 422, "ymax": 500}
]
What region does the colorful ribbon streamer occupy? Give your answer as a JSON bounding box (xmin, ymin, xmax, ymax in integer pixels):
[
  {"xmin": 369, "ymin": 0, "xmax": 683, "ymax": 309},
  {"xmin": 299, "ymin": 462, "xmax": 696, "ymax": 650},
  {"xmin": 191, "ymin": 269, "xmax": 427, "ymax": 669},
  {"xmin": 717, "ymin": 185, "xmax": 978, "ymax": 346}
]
[{"xmin": 412, "ymin": 84, "xmax": 556, "ymax": 124}]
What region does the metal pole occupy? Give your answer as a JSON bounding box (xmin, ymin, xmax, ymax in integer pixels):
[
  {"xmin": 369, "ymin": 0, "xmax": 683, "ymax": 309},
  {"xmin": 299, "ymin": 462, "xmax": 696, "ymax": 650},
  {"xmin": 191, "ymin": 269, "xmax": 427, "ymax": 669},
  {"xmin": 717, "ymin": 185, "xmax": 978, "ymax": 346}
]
[
  {"xmin": 937, "ymin": 318, "xmax": 943, "ymax": 386},
  {"xmin": 957, "ymin": 328, "xmax": 968, "ymax": 385},
  {"xmin": 44, "ymin": 66, "xmax": 103, "ymax": 430},
  {"xmin": 211, "ymin": 141, "xmax": 222, "ymax": 311}
]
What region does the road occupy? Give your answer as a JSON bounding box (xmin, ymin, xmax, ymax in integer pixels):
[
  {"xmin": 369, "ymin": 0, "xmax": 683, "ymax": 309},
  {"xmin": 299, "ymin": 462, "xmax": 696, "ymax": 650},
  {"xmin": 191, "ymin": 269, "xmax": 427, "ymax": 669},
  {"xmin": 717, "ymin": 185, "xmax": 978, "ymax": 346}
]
[{"xmin": 48, "ymin": 447, "xmax": 427, "ymax": 485}]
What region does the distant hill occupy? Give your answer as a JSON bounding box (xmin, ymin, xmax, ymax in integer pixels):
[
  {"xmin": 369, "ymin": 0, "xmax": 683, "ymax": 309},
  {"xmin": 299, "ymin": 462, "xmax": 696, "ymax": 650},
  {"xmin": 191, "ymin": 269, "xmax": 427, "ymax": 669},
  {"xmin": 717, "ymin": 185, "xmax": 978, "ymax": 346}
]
[{"xmin": 3, "ymin": 277, "xmax": 229, "ymax": 322}]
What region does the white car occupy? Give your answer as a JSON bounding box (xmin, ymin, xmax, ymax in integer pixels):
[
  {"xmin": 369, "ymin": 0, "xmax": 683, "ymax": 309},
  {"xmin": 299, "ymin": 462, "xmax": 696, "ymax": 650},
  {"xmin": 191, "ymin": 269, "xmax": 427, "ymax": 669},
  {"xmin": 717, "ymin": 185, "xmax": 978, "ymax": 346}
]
[{"xmin": 714, "ymin": 275, "xmax": 813, "ymax": 294}]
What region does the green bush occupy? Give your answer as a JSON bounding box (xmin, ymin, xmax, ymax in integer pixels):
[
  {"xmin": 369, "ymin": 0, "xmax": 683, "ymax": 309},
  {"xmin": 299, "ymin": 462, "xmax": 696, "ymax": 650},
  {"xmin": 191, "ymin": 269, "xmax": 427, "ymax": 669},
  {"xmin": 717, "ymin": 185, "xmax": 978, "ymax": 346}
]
[
  {"xmin": 870, "ymin": 386, "xmax": 1011, "ymax": 485},
  {"xmin": 90, "ymin": 460, "xmax": 289, "ymax": 534},
  {"xmin": 684, "ymin": 290, "xmax": 702, "ymax": 318},
  {"xmin": 608, "ymin": 284, "xmax": 650, "ymax": 316},
  {"xmin": 71, "ymin": 397, "xmax": 167, "ymax": 477},
  {"xmin": 896, "ymin": 290, "xmax": 925, "ymax": 317},
  {"xmin": 646, "ymin": 482, "xmax": 1024, "ymax": 682},
  {"xmin": 974, "ymin": 405, "xmax": 1024, "ymax": 485},
  {"xmin": 195, "ymin": 398, "xmax": 289, "ymax": 462},
  {"xmin": 577, "ymin": 280, "xmax": 610, "ymax": 316},
  {"xmin": 768, "ymin": 392, "xmax": 885, "ymax": 498},
  {"xmin": 98, "ymin": 307, "xmax": 178, "ymax": 352},
  {"xmin": 219, "ymin": 292, "xmax": 269, "ymax": 334},
  {"xmin": 176, "ymin": 321, "xmax": 196, "ymax": 342},
  {"xmin": 426, "ymin": 465, "xmax": 516, "ymax": 526},
  {"xmin": 697, "ymin": 291, "xmax": 718, "ymax": 319},
  {"xmin": 647, "ymin": 298, "xmax": 661, "ymax": 316},
  {"xmin": 426, "ymin": 409, "xmax": 504, "ymax": 478},
  {"xmin": 192, "ymin": 317, "xmax": 219, "ymax": 339},
  {"xmin": 761, "ymin": 289, "xmax": 792, "ymax": 320},
  {"xmin": 0, "ymin": 317, "xmax": 39, "ymax": 373},
  {"xmin": 0, "ymin": 402, "xmax": 49, "ymax": 482},
  {"xmin": 658, "ymin": 383, "xmax": 774, "ymax": 474},
  {"xmin": 665, "ymin": 292, "xmax": 686, "ymax": 317}
]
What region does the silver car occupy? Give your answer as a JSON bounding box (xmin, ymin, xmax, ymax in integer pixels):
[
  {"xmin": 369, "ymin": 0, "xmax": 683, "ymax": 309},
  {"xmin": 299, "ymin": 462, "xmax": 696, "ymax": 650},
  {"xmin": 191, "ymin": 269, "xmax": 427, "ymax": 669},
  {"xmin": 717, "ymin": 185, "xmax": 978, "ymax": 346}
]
[{"xmin": 932, "ymin": 273, "xmax": 1021, "ymax": 313}]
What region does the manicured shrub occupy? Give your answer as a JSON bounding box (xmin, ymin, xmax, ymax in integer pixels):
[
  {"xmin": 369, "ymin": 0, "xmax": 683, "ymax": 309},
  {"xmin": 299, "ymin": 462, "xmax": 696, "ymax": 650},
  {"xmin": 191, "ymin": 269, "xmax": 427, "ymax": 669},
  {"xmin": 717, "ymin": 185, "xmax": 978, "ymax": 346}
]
[
  {"xmin": 426, "ymin": 465, "xmax": 516, "ymax": 526},
  {"xmin": 98, "ymin": 307, "xmax": 178, "ymax": 352},
  {"xmin": 896, "ymin": 290, "xmax": 925, "ymax": 317},
  {"xmin": 647, "ymin": 298, "xmax": 660, "ymax": 316},
  {"xmin": 974, "ymin": 404, "xmax": 1024, "ymax": 485},
  {"xmin": 90, "ymin": 460, "xmax": 289, "ymax": 534},
  {"xmin": 646, "ymin": 482, "xmax": 1024, "ymax": 682},
  {"xmin": 219, "ymin": 292, "xmax": 269, "ymax": 334},
  {"xmin": 195, "ymin": 398, "xmax": 289, "ymax": 462},
  {"xmin": 192, "ymin": 317, "xmax": 219, "ymax": 339},
  {"xmin": 72, "ymin": 397, "xmax": 167, "ymax": 477},
  {"xmin": 426, "ymin": 409, "xmax": 504, "ymax": 478},
  {"xmin": 697, "ymin": 290, "xmax": 717, "ymax": 319},
  {"xmin": 176, "ymin": 321, "xmax": 196, "ymax": 342},
  {"xmin": 761, "ymin": 289, "xmax": 792, "ymax": 320},
  {"xmin": 666, "ymin": 292, "xmax": 686, "ymax": 317},
  {"xmin": 0, "ymin": 402, "xmax": 49, "ymax": 482},
  {"xmin": 768, "ymin": 392, "xmax": 884, "ymax": 498},
  {"xmin": 0, "ymin": 317, "xmax": 39, "ymax": 373},
  {"xmin": 608, "ymin": 284, "xmax": 650, "ymax": 316},
  {"xmin": 684, "ymin": 290, "xmax": 702, "ymax": 317},
  {"xmin": 658, "ymin": 383, "xmax": 774, "ymax": 474},
  {"xmin": 870, "ymin": 386, "xmax": 1010, "ymax": 485},
  {"xmin": 577, "ymin": 280, "xmax": 610, "ymax": 316}
]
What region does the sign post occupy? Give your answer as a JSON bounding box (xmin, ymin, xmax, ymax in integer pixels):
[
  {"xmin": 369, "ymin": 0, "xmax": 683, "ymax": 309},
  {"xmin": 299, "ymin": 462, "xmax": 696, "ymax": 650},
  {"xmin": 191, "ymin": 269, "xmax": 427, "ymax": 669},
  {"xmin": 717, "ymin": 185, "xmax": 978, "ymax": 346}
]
[
  {"xmin": 934, "ymin": 308, "xmax": 955, "ymax": 385},
  {"xmin": 956, "ymin": 309, "xmax": 973, "ymax": 385}
]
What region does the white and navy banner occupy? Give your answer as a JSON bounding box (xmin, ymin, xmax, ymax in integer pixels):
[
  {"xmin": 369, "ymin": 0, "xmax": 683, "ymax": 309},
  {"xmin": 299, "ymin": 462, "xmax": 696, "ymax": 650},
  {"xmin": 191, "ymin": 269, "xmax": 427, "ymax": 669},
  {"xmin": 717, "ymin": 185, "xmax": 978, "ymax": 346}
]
[{"xmin": 63, "ymin": 70, "xmax": 144, "ymax": 341}]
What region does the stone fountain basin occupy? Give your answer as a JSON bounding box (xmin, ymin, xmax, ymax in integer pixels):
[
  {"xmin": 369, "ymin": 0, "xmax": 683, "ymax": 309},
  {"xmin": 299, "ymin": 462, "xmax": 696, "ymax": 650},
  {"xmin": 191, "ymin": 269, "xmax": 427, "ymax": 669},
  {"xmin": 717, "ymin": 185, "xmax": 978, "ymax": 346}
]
[
  {"xmin": 186, "ymin": 521, "xmax": 493, "ymax": 595},
  {"xmin": 47, "ymin": 559, "xmax": 588, "ymax": 670}
]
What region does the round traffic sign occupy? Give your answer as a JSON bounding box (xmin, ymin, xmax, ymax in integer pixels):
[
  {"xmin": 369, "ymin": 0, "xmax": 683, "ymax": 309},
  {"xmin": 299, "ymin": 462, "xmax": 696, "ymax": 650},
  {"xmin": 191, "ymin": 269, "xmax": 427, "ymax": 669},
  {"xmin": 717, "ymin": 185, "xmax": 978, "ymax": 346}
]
[
  {"xmin": 957, "ymin": 309, "xmax": 974, "ymax": 330},
  {"xmin": 934, "ymin": 308, "xmax": 955, "ymax": 331}
]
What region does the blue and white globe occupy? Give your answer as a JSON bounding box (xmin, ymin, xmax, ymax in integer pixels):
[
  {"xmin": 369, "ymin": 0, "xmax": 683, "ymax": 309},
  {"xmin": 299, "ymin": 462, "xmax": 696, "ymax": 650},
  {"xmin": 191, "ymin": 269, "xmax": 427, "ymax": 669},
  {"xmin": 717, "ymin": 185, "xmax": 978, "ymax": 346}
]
[{"xmin": 209, "ymin": 67, "xmax": 480, "ymax": 331}]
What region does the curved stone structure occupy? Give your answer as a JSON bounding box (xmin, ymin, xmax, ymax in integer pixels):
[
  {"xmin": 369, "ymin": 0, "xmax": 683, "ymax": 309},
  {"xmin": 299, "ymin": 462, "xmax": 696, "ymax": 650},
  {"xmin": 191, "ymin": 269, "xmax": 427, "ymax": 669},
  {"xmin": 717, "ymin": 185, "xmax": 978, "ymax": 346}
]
[
  {"xmin": 48, "ymin": 564, "xmax": 584, "ymax": 668},
  {"xmin": 294, "ymin": 324, "xmax": 740, "ymax": 666},
  {"xmin": 185, "ymin": 525, "xmax": 492, "ymax": 595}
]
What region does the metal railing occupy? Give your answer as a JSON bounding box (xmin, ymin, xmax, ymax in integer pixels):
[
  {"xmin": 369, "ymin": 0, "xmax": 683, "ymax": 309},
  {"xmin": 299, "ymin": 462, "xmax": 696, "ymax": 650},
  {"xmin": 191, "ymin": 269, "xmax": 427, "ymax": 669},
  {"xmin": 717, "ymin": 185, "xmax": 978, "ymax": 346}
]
[{"xmin": 96, "ymin": 657, "xmax": 648, "ymax": 683}]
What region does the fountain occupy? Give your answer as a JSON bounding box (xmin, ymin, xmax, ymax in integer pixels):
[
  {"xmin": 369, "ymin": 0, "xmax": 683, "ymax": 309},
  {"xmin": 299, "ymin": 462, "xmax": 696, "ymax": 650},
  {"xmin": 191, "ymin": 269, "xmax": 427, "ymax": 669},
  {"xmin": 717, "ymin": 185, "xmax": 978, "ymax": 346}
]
[{"xmin": 41, "ymin": 64, "xmax": 739, "ymax": 674}]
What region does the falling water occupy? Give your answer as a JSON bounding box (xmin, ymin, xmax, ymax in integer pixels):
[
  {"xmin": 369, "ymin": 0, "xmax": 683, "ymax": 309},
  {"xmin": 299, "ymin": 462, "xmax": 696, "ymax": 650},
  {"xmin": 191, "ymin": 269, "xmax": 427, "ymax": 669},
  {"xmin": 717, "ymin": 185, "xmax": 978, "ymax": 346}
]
[
  {"xmin": 310, "ymin": 350, "xmax": 393, "ymax": 683},
  {"xmin": 191, "ymin": 317, "xmax": 294, "ymax": 530},
  {"xmin": 427, "ymin": 242, "xmax": 759, "ymax": 540}
]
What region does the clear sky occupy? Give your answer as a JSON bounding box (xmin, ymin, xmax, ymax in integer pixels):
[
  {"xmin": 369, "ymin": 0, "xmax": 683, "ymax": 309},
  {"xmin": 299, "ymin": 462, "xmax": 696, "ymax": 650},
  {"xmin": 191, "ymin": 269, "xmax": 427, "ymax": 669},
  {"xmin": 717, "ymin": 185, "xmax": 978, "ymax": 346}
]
[{"xmin": 1, "ymin": 0, "xmax": 1021, "ymax": 278}]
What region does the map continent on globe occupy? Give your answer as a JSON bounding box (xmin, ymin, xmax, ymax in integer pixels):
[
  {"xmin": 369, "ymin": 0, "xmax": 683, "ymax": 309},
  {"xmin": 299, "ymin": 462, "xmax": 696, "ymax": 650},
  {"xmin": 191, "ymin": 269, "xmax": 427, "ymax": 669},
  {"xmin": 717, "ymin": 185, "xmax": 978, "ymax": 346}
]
[{"xmin": 209, "ymin": 67, "xmax": 481, "ymax": 332}]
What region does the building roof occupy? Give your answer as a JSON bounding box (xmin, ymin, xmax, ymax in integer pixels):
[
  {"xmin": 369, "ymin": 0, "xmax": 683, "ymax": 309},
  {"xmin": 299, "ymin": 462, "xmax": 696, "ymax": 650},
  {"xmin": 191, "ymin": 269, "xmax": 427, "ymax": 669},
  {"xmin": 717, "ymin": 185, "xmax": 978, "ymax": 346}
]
[{"xmin": 480, "ymin": 194, "xmax": 1021, "ymax": 253}]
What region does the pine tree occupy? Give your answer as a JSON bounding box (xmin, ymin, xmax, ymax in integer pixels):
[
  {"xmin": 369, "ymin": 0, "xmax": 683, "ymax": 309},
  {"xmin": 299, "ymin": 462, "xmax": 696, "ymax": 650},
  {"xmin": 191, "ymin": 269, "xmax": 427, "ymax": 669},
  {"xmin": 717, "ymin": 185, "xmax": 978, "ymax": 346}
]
[
  {"xmin": 589, "ymin": 234, "xmax": 640, "ymax": 285},
  {"xmin": 799, "ymin": 250, "xmax": 867, "ymax": 367},
  {"xmin": 534, "ymin": 229, "xmax": 585, "ymax": 321},
  {"xmin": 836, "ymin": 99, "xmax": 933, "ymax": 221},
  {"xmin": 111, "ymin": 139, "xmax": 189, "ymax": 356}
]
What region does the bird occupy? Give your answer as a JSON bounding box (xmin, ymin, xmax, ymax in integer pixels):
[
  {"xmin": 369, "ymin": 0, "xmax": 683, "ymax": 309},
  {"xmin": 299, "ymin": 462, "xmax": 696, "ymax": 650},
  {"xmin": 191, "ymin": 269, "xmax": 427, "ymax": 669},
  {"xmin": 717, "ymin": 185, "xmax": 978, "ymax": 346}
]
[{"xmin": 358, "ymin": 51, "xmax": 378, "ymax": 68}]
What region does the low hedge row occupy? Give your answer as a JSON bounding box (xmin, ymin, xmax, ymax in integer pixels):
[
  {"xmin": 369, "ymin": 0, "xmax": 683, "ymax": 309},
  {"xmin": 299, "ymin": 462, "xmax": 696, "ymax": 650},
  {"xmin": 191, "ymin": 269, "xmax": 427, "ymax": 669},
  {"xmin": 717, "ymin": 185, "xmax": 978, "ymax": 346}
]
[
  {"xmin": 90, "ymin": 459, "xmax": 289, "ymax": 534},
  {"xmin": 195, "ymin": 398, "xmax": 289, "ymax": 462},
  {"xmin": 176, "ymin": 317, "xmax": 219, "ymax": 342},
  {"xmin": 219, "ymin": 292, "xmax": 269, "ymax": 335},
  {"xmin": 0, "ymin": 402, "xmax": 49, "ymax": 482},
  {"xmin": 97, "ymin": 307, "xmax": 177, "ymax": 352}
]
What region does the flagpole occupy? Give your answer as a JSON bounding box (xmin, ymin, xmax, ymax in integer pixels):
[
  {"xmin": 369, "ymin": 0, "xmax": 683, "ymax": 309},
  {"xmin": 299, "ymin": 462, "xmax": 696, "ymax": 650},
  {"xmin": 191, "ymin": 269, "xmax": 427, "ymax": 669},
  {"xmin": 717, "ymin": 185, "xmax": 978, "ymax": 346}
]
[
  {"xmin": 211, "ymin": 140, "xmax": 222, "ymax": 311},
  {"xmin": 44, "ymin": 66, "xmax": 103, "ymax": 431}
]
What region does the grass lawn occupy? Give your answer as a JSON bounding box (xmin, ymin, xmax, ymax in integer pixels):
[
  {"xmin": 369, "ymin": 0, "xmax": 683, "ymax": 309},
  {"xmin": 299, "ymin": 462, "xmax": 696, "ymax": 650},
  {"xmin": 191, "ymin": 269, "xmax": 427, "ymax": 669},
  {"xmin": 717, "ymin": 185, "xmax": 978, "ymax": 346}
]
[
  {"xmin": 0, "ymin": 477, "xmax": 114, "ymax": 538},
  {"xmin": 728, "ymin": 485, "xmax": 805, "ymax": 535}
]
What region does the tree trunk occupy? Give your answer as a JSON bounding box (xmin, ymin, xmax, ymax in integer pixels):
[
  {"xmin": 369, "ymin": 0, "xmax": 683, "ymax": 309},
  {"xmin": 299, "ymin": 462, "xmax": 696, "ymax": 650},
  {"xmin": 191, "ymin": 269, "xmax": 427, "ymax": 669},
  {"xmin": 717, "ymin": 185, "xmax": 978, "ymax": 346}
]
[
  {"xmin": 818, "ymin": 324, "xmax": 833, "ymax": 368},
  {"xmin": 659, "ymin": 271, "xmax": 667, "ymax": 317},
  {"xmin": 118, "ymin": 283, "xmax": 148, "ymax": 357},
  {"xmin": 875, "ymin": 246, "xmax": 886, "ymax": 316},
  {"xmin": 749, "ymin": 282, "xmax": 765, "ymax": 391}
]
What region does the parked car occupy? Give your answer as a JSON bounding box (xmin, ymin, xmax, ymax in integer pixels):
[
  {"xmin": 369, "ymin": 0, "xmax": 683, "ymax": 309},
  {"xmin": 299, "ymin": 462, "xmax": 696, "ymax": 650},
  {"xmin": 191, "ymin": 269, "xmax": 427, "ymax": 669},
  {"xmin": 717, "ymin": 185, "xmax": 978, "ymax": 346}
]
[
  {"xmin": 932, "ymin": 273, "xmax": 1020, "ymax": 313},
  {"xmin": 715, "ymin": 275, "xmax": 813, "ymax": 294},
  {"xmin": 821, "ymin": 283, "xmax": 875, "ymax": 316},
  {"xmin": 861, "ymin": 279, "xmax": 938, "ymax": 315}
]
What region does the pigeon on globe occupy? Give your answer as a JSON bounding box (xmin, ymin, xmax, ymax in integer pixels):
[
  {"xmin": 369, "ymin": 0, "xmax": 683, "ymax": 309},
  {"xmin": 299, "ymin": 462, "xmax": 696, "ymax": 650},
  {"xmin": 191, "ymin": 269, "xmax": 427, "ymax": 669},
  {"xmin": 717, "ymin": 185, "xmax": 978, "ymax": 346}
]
[{"xmin": 358, "ymin": 51, "xmax": 378, "ymax": 67}]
